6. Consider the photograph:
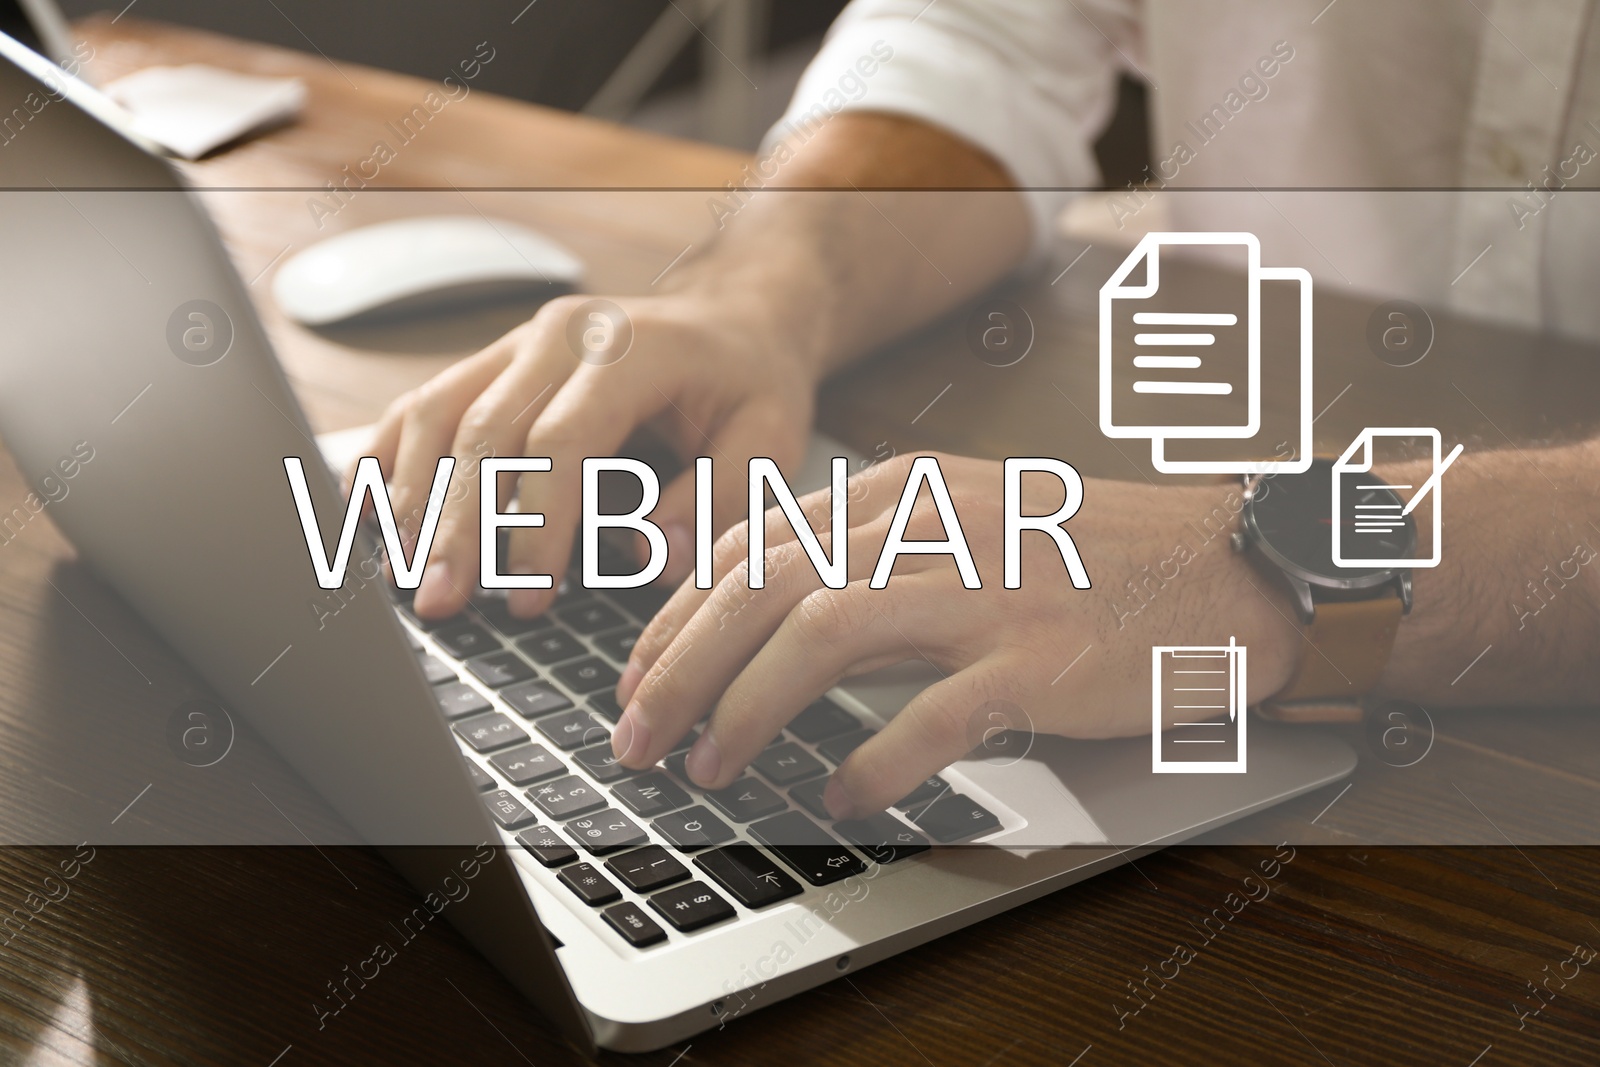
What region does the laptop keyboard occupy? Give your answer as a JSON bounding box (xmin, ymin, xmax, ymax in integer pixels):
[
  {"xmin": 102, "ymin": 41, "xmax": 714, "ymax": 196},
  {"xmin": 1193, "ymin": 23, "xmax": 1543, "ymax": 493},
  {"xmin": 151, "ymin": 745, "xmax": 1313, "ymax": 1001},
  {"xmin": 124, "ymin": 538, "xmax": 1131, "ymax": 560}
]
[{"xmin": 394, "ymin": 568, "xmax": 1000, "ymax": 952}]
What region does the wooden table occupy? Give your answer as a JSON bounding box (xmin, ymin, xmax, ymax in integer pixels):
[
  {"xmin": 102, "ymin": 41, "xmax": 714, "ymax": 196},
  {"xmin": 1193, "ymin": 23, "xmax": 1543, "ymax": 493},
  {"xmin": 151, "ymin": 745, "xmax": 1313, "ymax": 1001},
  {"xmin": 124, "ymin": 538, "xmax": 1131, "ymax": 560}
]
[{"xmin": 0, "ymin": 16, "xmax": 1595, "ymax": 1066}]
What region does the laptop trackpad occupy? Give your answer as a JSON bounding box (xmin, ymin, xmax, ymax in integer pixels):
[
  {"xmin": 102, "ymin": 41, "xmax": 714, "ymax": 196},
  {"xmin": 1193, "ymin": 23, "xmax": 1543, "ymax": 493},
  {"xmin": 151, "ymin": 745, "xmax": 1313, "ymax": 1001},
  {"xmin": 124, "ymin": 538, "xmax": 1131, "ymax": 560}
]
[{"xmin": 836, "ymin": 661, "xmax": 1110, "ymax": 848}]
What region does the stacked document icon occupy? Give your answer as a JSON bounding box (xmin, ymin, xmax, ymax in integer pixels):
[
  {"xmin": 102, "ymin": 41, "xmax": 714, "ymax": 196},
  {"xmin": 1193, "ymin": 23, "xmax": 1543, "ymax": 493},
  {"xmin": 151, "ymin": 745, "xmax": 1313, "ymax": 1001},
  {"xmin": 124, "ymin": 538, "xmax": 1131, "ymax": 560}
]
[
  {"xmin": 1152, "ymin": 638, "xmax": 1247, "ymax": 774},
  {"xmin": 1100, "ymin": 232, "xmax": 1313, "ymax": 475}
]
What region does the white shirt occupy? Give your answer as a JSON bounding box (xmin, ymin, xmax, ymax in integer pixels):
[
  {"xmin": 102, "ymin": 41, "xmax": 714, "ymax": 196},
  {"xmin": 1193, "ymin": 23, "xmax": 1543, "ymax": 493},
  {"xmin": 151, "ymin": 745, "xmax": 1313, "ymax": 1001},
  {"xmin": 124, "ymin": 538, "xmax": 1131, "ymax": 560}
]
[{"xmin": 768, "ymin": 0, "xmax": 1600, "ymax": 339}]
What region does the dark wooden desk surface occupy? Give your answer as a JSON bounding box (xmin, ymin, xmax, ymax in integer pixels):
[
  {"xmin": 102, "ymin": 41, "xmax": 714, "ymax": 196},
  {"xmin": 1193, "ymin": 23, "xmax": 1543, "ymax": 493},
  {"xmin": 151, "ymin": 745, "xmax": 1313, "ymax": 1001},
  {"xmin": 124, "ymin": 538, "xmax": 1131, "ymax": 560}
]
[{"xmin": 0, "ymin": 16, "xmax": 1595, "ymax": 1067}]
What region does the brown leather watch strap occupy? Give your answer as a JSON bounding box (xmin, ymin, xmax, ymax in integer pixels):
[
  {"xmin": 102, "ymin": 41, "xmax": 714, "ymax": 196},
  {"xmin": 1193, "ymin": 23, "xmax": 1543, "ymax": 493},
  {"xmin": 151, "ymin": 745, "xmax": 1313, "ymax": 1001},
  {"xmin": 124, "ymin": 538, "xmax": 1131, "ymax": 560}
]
[{"xmin": 1260, "ymin": 595, "xmax": 1404, "ymax": 719}]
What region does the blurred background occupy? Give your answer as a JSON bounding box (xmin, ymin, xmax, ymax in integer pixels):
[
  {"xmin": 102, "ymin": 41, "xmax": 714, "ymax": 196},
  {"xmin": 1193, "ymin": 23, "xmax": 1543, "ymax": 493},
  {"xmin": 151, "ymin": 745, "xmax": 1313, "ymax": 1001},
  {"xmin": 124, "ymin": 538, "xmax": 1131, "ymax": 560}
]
[
  {"xmin": 58, "ymin": 0, "xmax": 848, "ymax": 149},
  {"xmin": 55, "ymin": 0, "xmax": 1150, "ymax": 178}
]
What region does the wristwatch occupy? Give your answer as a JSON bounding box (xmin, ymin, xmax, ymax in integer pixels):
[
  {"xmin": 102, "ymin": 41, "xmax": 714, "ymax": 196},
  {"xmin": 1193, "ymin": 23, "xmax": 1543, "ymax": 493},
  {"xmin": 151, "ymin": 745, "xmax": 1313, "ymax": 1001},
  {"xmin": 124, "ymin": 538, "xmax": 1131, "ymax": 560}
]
[{"xmin": 1233, "ymin": 457, "xmax": 1411, "ymax": 720}]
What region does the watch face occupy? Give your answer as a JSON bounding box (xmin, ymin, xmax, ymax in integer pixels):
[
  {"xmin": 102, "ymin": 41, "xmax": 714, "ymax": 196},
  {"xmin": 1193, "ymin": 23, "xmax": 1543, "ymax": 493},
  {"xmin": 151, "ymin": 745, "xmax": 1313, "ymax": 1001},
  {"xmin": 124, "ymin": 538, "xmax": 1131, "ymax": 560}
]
[{"xmin": 1247, "ymin": 459, "xmax": 1415, "ymax": 580}]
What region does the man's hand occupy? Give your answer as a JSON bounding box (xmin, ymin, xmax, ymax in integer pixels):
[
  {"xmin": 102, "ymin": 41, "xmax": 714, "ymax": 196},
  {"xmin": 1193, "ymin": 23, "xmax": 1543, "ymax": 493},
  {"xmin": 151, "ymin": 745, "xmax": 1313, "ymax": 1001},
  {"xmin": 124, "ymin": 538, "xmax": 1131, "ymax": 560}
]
[
  {"xmin": 360, "ymin": 290, "xmax": 815, "ymax": 619},
  {"xmin": 612, "ymin": 454, "xmax": 1303, "ymax": 819},
  {"xmin": 353, "ymin": 114, "xmax": 1030, "ymax": 623}
]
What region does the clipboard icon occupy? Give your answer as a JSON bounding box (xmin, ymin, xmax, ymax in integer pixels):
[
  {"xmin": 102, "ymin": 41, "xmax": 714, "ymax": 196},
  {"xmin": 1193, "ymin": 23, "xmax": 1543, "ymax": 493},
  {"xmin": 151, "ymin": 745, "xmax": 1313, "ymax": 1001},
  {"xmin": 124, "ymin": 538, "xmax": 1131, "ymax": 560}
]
[
  {"xmin": 1332, "ymin": 427, "xmax": 1462, "ymax": 569},
  {"xmin": 1151, "ymin": 638, "xmax": 1247, "ymax": 774}
]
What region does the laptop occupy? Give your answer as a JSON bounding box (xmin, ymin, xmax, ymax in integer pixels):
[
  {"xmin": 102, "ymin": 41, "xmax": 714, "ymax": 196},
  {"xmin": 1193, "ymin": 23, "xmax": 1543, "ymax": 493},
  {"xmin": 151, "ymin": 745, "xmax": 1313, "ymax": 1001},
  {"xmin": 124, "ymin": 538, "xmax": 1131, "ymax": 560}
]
[{"xmin": 0, "ymin": 30, "xmax": 1355, "ymax": 1052}]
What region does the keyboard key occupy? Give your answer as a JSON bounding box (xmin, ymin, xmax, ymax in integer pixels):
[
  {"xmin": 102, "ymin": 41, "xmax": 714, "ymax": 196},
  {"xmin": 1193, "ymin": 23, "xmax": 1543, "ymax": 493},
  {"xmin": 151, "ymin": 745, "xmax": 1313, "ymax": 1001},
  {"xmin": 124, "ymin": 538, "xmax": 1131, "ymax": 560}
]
[
  {"xmin": 395, "ymin": 599, "xmax": 443, "ymax": 630},
  {"xmin": 417, "ymin": 654, "xmax": 456, "ymax": 685},
  {"xmin": 536, "ymin": 709, "xmax": 608, "ymax": 751},
  {"xmin": 895, "ymin": 774, "xmax": 951, "ymax": 812},
  {"xmin": 604, "ymin": 585, "xmax": 671, "ymax": 622},
  {"xmin": 605, "ymin": 845, "xmax": 689, "ymax": 893},
  {"xmin": 432, "ymin": 619, "xmax": 498, "ymax": 660},
  {"xmin": 652, "ymin": 806, "xmax": 736, "ymax": 853},
  {"xmin": 553, "ymin": 656, "xmax": 621, "ymax": 695},
  {"xmin": 559, "ymin": 601, "xmax": 626, "ymax": 634},
  {"xmin": 705, "ymin": 778, "xmax": 787, "ymax": 823},
  {"xmin": 465, "ymin": 650, "xmax": 536, "ymax": 688},
  {"xmin": 434, "ymin": 681, "xmax": 491, "ymax": 720},
  {"xmin": 454, "ymin": 712, "xmax": 530, "ymax": 753},
  {"xmin": 573, "ymin": 743, "xmax": 637, "ymax": 783},
  {"xmin": 473, "ymin": 597, "xmax": 555, "ymax": 637},
  {"xmin": 788, "ymin": 778, "xmax": 833, "ymax": 821},
  {"xmin": 564, "ymin": 809, "xmax": 649, "ymax": 855},
  {"xmin": 489, "ymin": 744, "xmax": 566, "ymax": 786},
  {"xmin": 817, "ymin": 729, "xmax": 876, "ymax": 766},
  {"xmin": 527, "ymin": 775, "xmax": 606, "ymax": 820},
  {"xmin": 612, "ymin": 772, "xmax": 690, "ymax": 818},
  {"xmin": 483, "ymin": 789, "xmax": 537, "ymax": 830},
  {"xmin": 663, "ymin": 751, "xmax": 689, "ymax": 782},
  {"xmin": 835, "ymin": 813, "xmax": 931, "ymax": 864},
  {"xmin": 519, "ymin": 630, "xmax": 586, "ymax": 665},
  {"xmin": 649, "ymin": 881, "xmax": 735, "ymax": 933},
  {"xmin": 559, "ymin": 862, "xmax": 621, "ymax": 906},
  {"xmin": 751, "ymin": 742, "xmax": 826, "ymax": 786},
  {"xmin": 466, "ymin": 760, "xmax": 496, "ymax": 791},
  {"xmin": 788, "ymin": 699, "xmax": 860, "ymax": 743},
  {"xmin": 592, "ymin": 626, "xmax": 641, "ymax": 663},
  {"xmin": 516, "ymin": 827, "xmax": 577, "ymax": 867},
  {"xmin": 695, "ymin": 845, "xmax": 803, "ymax": 909},
  {"xmin": 913, "ymin": 793, "xmax": 1002, "ymax": 842},
  {"xmin": 501, "ymin": 679, "xmax": 574, "ymax": 720},
  {"xmin": 589, "ymin": 691, "xmax": 625, "ymax": 723},
  {"xmin": 602, "ymin": 901, "xmax": 668, "ymax": 947},
  {"xmin": 749, "ymin": 812, "xmax": 867, "ymax": 885}
]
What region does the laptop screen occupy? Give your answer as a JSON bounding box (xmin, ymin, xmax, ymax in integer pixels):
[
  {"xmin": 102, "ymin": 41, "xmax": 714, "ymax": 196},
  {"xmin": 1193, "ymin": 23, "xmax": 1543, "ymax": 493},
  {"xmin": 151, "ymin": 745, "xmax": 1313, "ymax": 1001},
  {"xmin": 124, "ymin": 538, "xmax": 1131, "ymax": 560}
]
[
  {"xmin": 0, "ymin": 0, "xmax": 75, "ymax": 68},
  {"xmin": 0, "ymin": 1, "xmax": 48, "ymax": 56}
]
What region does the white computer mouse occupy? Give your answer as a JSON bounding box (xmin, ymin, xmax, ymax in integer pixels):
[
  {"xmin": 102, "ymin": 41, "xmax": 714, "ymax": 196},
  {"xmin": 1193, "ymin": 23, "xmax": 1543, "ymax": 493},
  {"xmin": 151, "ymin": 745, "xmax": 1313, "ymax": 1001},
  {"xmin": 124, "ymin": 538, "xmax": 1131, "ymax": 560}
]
[{"xmin": 272, "ymin": 215, "xmax": 584, "ymax": 326}]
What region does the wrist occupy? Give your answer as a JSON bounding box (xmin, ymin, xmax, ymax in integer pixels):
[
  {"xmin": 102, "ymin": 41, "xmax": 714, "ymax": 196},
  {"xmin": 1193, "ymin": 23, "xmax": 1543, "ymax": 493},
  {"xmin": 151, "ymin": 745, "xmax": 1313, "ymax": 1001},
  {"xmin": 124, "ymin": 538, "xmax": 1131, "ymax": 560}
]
[
  {"xmin": 1372, "ymin": 456, "xmax": 1448, "ymax": 699},
  {"xmin": 1136, "ymin": 485, "xmax": 1305, "ymax": 704},
  {"xmin": 656, "ymin": 263, "xmax": 834, "ymax": 389},
  {"xmin": 1197, "ymin": 500, "xmax": 1306, "ymax": 703},
  {"xmin": 1227, "ymin": 567, "xmax": 1305, "ymax": 705}
]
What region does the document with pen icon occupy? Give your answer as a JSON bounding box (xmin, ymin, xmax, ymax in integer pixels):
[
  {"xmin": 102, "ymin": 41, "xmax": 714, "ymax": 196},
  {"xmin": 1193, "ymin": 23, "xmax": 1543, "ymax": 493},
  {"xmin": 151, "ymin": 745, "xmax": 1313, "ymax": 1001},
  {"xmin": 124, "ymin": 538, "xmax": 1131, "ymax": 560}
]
[
  {"xmin": 1332, "ymin": 427, "xmax": 1462, "ymax": 569},
  {"xmin": 1151, "ymin": 637, "xmax": 1247, "ymax": 774}
]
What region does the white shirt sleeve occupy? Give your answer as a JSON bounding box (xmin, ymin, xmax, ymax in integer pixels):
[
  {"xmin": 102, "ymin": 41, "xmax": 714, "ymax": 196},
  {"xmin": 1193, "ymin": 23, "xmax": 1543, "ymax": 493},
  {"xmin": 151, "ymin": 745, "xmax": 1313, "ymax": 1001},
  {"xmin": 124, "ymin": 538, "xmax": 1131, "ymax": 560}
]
[{"xmin": 763, "ymin": 0, "xmax": 1142, "ymax": 252}]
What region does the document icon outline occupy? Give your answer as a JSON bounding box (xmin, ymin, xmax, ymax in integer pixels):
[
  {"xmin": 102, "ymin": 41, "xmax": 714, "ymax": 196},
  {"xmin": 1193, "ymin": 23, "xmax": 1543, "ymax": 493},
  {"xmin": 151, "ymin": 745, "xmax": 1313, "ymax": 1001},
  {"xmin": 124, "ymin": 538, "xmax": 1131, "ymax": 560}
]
[
  {"xmin": 1100, "ymin": 231, "xmax": 1314, "ymax": 477},
  {"xmin": 1331, "ymin": 427, "xmax": 1463, "ymax": 569},
  {"xmin": 1151, "ymin": 637, "xmax": 1247, "ymax": 774}
]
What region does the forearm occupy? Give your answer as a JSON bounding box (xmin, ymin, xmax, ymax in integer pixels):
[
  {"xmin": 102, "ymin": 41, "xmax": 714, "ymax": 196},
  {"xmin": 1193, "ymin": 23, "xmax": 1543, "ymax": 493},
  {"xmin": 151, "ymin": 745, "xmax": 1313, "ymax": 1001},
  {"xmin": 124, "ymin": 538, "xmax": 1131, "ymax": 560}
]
[
  {"xmin": 659, "ymin": 113, "xmax": 1032, "ymax": 383},
  {"xmin": 1378, "ymin": 438, "xmax": 1600, "ymax": 704}
]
